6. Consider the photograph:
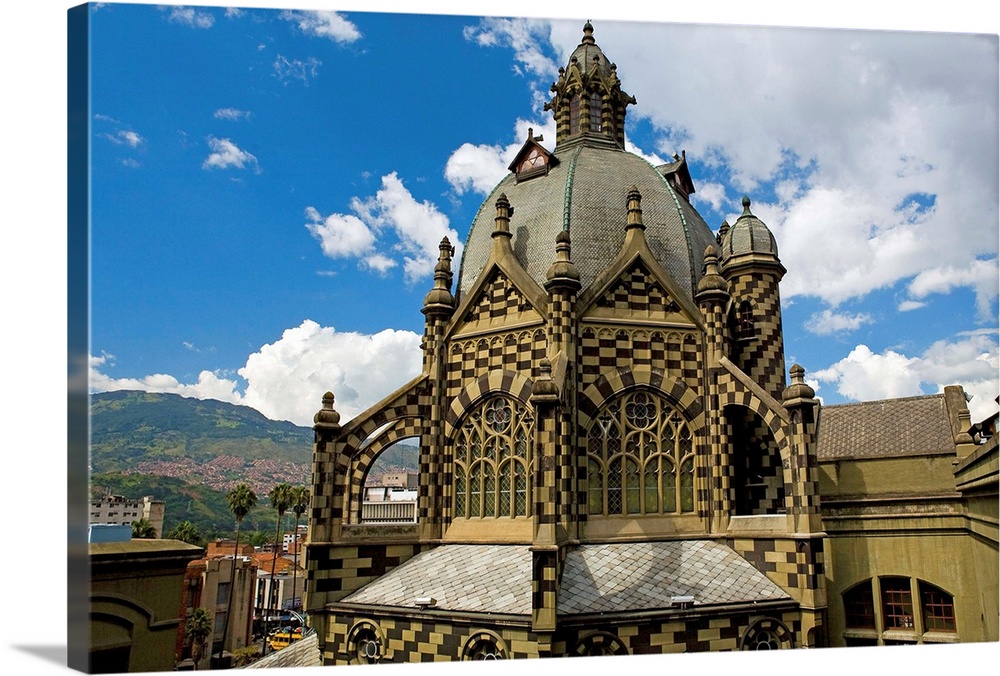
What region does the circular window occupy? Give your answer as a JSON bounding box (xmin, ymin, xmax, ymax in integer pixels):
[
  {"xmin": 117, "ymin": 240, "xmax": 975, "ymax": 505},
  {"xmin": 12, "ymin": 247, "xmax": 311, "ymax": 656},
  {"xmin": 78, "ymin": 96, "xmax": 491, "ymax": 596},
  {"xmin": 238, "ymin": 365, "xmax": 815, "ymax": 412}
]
[
  {"xmin": 348, "ymin": 623, "xmax": 383, "ymax": 664},
  {"xmin": 572, "ymin": 632, "xmax": 629, "ymax": 656},
  {"xmin": 462, "ymin": 631, "xmax": 508, "ymax": 661},
  {"xmin": 739, "ymin": 618, "xmax": 793, "ymax": 651}
]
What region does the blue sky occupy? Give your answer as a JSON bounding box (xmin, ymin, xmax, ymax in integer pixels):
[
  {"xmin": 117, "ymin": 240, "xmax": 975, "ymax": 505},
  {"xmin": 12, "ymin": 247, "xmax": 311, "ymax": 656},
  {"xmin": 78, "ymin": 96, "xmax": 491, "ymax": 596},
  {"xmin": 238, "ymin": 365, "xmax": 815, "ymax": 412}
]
[{"xmin": 81, "ymin": 2, "xmax": 999, "ymax": 427}]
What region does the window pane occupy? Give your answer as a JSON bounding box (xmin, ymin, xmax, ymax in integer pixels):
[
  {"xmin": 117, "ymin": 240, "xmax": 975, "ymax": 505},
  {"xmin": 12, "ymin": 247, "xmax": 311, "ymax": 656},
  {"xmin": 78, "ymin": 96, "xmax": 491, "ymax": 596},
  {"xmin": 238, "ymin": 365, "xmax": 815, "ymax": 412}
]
[
  {"xmin": 844, "ymin": 582, "xmax": 876, "ymax": 629},
  {"xmin": 625, "ymin": 459, "xmax": 640, "ymax": 514},
  {"xmin": 454, "ymin": 466, "xmax": 466, "ymax": 517},
  {"xmin": 881, "ymin": 578, "xmax": 914, "ymax": 629},
  {"xmin": 680, "ymin": 458, "xmax": 694, "ymax": 512},
  {"xmin": 587, "ymin": 459, "xmax": 603, "ymax": 515},
  {"xmin": 920, "ymin": 583, "xmax": 956, "ymax": 632},
  {"xmin": 608, "ymin": 458, "xmax": 623, "ymax": 514}
]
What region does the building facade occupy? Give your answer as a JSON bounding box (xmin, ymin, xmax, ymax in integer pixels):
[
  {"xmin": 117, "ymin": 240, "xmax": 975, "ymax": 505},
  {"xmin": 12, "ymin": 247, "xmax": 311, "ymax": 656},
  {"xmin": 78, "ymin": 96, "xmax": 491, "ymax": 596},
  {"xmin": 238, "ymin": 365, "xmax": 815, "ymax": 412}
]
[
  {"xmin": 89, "ymin": 494, "xmax": 165, "ymax": 538},
  {"xmin": 304, "ymin": 23, "xmax": 997, "ymax": 664}
]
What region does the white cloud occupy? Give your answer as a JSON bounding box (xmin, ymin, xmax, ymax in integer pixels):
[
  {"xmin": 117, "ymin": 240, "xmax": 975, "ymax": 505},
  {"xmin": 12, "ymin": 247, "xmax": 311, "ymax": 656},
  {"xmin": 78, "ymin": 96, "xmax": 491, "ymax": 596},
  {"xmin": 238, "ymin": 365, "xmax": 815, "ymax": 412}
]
[
  {"xmin": 238, "ymin": 320, "xmax": 422, "ymax": 425},
  {"xmin": 906, "ymin": 258, "xmax": 999, "ymax": 320},
  {"xmin": 812, "ymin": 334, "xmax": 999, "ymax": 422},
  {"xmin": 90, "ymin": 353, "xmax": 244, "ymax": 406},
  {"xmin": 445, "ymin": 118, "xmax": 556, "ymax": 196},
  {"xmin": 166, "ymin": 6, "xmax": 215, "ymax": 29},
  {"xmin": 307, "ymin": 173, "xmax": 462, "ymax": 284},
  {"xmin": 102, "ymin": 129, "xmax": 143, "ymax": 147},
  {"xmin": 202, "ymin": 136, "xmax": 259, "ymax": 172},
  {"xmin": 273, "ymin": 54, "xmax": 322, "ymax": 85},
  {"xmin": 305, "ymin": 207, "xmax": 376, "ymax": 259},
  {"xmin": 463, "ymin": 18, "xmax": 558, "ymax": 79},
  {"xmin": 214, "ymin": 107, "xmax": 250, "ymax": 121},
  {"xmin": 224, "ymin": 7, "xmax": 244, "ymax": 19},
  {"xmin": 281, "ymin": 10, "xmax": 361, "ymax": 43},
  {"xmin": 805, "ymin": 309, "xmax": 873, "ymax": 335},
  {"xmin": 525, "ymin": 21, "xmax": 999, "ymax": 315},
  {"xmin": 897, "ymin": 300, "xmax": 926, "ymax": 312},
  {"xmin": 89, "ymin": 321, "xmax": 424, "ymax": 427}
]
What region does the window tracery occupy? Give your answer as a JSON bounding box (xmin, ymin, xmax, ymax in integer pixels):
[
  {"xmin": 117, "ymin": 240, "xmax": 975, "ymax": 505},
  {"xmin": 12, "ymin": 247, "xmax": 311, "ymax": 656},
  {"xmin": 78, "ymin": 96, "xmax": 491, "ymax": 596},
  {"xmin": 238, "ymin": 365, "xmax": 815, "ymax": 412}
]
[
  {"xmin": 586, "ymin": 390, "xmax": 695, "ymax": 516},
  {"xmin": 452, "ymin": 395, "xmax": 534, "ymax": 518}
]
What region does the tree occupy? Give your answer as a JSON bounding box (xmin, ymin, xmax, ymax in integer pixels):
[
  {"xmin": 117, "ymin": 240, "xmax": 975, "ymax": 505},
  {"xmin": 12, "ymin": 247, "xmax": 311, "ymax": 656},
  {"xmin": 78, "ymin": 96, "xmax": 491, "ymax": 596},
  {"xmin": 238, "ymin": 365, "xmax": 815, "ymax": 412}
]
[
  {"xmin": 261, "ymin": 483, "xmax": 293, "ymax": 655},
  {"xmin": 289, "ymin": 485, "xmax": 310, "ymax": 615},
  {"xmin": 131, "ymin": 518, "xmax": 157, "ymax": 539},
  {"xmin": 215, "ymin": 482, "xmax": 257, "ymax": 667},
  {"xmin": 185, "ymin": 607, "xmax": 212, "ymax": 671},
  {"xmin": 166, "ymin": 520, "xmax": 203, "ymax": 546}
]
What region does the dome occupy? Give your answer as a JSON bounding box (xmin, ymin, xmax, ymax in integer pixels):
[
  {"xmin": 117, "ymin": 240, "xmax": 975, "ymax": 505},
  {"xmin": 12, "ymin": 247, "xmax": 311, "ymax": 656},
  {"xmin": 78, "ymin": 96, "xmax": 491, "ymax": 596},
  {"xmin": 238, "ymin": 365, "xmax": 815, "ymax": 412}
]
[
  {"xmin": 719, "ymin": 195, "xmax": 779, "ymax": 261},
  {"xmin": 455, "ymin": 143, "xmax": 718, "ymax": 302}
]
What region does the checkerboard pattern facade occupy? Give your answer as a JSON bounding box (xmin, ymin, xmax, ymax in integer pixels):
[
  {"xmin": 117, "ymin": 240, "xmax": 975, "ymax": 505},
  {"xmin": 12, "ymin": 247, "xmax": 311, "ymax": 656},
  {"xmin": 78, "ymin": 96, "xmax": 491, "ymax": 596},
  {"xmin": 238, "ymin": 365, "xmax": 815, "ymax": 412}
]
[
  {"xmin": 728, "ymin": 269, "xmax": 786, "ymax": 401},
  {"xmin": 464, "ymin": 270, "xmax": 536, "ymax": 323},
  {"xmin": 595, "ymin": 262, "xmax": 681, "ymax": 314}
]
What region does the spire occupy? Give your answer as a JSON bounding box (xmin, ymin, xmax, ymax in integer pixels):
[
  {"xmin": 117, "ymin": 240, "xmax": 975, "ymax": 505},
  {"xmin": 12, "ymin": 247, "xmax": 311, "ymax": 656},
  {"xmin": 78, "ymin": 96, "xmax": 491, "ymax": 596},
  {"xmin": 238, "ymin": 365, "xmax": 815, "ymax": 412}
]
[
  {"xmin": 545, "ymin": 229, "xmax": 581, "ymax": 291},
  {"xmin": 492, "ymin": 193, "xmax": 513, "ymax": 242},
  {"xmin": 696, "ymin": 244, "xmax": 728, "ymax": 298},
  {"xmin": 421, "ymin": 237, "xmax": 455, "ymax": 315},
  {"xmin": 545, "ymin": 22, "xmax": 635, "ymax": 150},
  {"xmin": 626, "ymin": 185, "xmax": 645, "ymax": 232}
]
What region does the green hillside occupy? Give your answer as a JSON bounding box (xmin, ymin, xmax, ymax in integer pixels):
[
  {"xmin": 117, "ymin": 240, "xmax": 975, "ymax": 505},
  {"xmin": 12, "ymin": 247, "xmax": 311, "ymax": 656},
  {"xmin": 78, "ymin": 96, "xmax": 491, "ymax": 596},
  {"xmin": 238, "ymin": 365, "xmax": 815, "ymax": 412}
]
[{"xmin": 90, "ymin": 390, "xmax": 312, "ymax": 472}]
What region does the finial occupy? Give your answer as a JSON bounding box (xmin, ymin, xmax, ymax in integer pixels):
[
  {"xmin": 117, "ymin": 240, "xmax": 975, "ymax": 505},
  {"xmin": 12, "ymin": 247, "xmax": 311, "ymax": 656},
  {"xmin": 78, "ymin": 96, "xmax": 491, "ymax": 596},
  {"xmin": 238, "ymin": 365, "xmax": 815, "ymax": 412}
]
[
  {"xmin": 696, "ymin": 244, "xmax": 728, "ymax": 297},
  {"xmin": 314, "ymin": 391, "xmax": 342, "ymax": 428},
  {"xmin": 545, "ymin": 229, "xmax": 581, "ymax": 289},
  {"xmin": 492, "ymin": 193, "xmax": 513, "ymax": 240},
  {"xmin": 782, "ymin": 364, "xmax": 816, "ymax": 404},
  {"xmin": 626, "ymin": 185, "xmax": 645, "ymax": 231},
  {"xmin": 423, "ymin": 236, "xmax": 455, "ymax": 314},
  {"xmin": 740, "ymin": 195, "xmax": 753, "ymax": 219},
  {"xmin": 530, "ymin": 358, "xmax": 560, "ymax": 402},
  {"xmin": 582, "ymin": 21, "xmax": 595, "ymax": 44}
]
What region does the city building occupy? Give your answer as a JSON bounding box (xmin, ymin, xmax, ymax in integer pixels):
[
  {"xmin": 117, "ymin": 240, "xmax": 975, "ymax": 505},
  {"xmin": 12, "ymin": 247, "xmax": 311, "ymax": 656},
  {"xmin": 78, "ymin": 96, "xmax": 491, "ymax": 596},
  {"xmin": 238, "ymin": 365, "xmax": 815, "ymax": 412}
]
[
  {"xmin": 90, "ymin": 531, "xmax": 202, "ymax": 673},
  {"xmin": 89, "ymin": 494, "xmax": 165, "ymax": 538},
  {"xmin": 175, "ymin": 546, "xmax": 258, "ymax": 669},
  {"xmin": 304, "ymin": 22, "xmax": 997, "ymax": 664}
]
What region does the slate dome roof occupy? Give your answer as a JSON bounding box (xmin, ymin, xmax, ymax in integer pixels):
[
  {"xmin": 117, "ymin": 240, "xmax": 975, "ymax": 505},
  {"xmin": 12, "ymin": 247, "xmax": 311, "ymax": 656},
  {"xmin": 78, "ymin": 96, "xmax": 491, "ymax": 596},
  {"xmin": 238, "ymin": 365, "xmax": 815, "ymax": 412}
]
[
  {"xmin": 455, "ymin": 144, "xmax": 718, "ymax": 302},
  {"xmin": 719, "ymin": 195, "xmax": 779, "ymax": 261}
]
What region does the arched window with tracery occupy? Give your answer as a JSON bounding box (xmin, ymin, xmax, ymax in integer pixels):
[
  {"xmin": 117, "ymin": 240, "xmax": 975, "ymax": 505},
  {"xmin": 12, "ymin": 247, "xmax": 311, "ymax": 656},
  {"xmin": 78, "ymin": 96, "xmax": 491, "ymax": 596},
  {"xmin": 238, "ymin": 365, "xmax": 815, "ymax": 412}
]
[
  {"xmin": 736, "ymin": 300, "xmax": 755, "ymax": 340},
  {"xmin": 569, "ymin": 93, "xmax": 582, "ymax": 135},
  {"xmin": 586, "ymin": 390, "xmax": 695, "ymax": 516},
  {"xmin": 588, "ymin": 91, "xmax": 603, "ymax": 131},
  {"xmin": 452, "ymin": 395, "xmax": 533, "ymax": 518}
]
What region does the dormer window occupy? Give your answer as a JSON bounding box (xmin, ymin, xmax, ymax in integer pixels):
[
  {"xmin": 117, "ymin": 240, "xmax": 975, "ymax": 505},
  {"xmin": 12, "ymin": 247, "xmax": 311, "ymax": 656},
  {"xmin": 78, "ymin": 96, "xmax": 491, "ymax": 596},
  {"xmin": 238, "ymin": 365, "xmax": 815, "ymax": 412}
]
[{"xmin": 518, "ymin": 147, "xmax": 546, "ymax": 175}]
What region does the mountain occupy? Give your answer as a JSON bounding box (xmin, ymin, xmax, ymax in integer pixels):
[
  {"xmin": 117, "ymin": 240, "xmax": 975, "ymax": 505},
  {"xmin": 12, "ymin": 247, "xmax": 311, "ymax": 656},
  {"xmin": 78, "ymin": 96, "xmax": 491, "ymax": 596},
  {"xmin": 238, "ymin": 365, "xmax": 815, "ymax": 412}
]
[
  {"xmin": 90, "ymin": 390, "xmax": 313, "ymax": 474},
  {"xmin": 87, "ymin": 390, "xmax": 419, "ymax": 537}
]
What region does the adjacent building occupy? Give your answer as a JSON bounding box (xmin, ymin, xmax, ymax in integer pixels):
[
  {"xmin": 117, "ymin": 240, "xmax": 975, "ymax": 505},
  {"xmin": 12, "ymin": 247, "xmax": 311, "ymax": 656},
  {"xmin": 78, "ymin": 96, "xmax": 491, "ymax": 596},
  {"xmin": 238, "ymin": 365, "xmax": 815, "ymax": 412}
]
[
  {"xmin": 89, "ymin": 494, "xmax": 165, "ymax": 538},
  {"xmin": 303, "ymin": 22, "xmax": 997, "ymax": 665}
]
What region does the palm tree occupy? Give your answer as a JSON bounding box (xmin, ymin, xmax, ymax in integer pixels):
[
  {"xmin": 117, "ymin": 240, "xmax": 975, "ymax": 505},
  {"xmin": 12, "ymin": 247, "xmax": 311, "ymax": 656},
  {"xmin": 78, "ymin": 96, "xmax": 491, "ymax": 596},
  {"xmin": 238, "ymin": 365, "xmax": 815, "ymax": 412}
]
[
  {"xmin": 215, "ymin": 482, "xmax": 257, "ymax": 668},
  {"xmin": 185, "ymin": 607, "xmax": 212, "ymax": 671},
  {"xmin": 261, "ymin": 483, "xmax": 293, "ymax": 655},
  {"xmin": 166, "ymin": 520, "xmax": 203, "ymax": 546},
  {"xmin": 289, "ymin": 485, "xmax": 310, "ymax": 615},
  {"xmin": 131, "ymin": 518, "xmax": 157, "ymax": 539}
]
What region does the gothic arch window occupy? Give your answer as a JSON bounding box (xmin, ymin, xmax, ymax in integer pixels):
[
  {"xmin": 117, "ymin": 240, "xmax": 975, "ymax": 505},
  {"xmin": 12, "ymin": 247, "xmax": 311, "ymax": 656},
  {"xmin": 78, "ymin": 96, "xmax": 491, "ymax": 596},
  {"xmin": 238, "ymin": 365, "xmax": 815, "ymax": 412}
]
[
  {"xmin": 588, "ymin": 91, "xmax": 603, "ymax": 132},
  {"xmin": 841, "ymin": 577, "xmax": 956, "ymax": 646},
  {"xmin": 452, "ymin": 395, "xmax": 533, "ymax": 519},
  {"xmin": 517, "ymin": 147, "xmax": 548, "ymax": 176},
  {"xmin": 569, "ymin": 93, "xmax": 582, "ymax": 135},
  {"xmin": 586, "ymin": 390, "xmax": 695, "ymax": 516}
]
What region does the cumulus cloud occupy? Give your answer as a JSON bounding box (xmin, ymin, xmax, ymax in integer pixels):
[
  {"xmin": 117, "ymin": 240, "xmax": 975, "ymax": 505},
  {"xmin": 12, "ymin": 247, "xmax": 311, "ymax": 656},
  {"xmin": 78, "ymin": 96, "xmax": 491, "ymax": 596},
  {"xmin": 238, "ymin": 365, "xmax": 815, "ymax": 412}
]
[
  {"xmin": 525, "ymin": 21, "xmax": 999, "ymax": 316},
  {"xmin": 90, "ymin": 321, "xmax": 424, "ymax": 427},
  {"xmin": 202, "ymin": 136, "xmax": 259, "ymax": 172},
  {"xmin": 281, "ymin": 10, "xmax": 361, "ymax": 44},
  {"xmin": 238, "ymin": 320, "xmax": 422, "ymax": 425},
  {"xmin": 166, "ymin": 6, "xmax": 215, "ymax": 29},
  {"xmin": 897, "ymin": 300, "xmax": 927, "ymax": 312},
  {"xmin": 445, "ymin": 118, "xmax": 556, "ymax": 196},
  {"xmin": 805, "ymin": 309, "xmax": 874, "ymax": 335},
  {"xmin": 306, "ymin": 173, "xmax": 462, "ymax": 284},
  {"xmin": 214, "ymin": 107, "xmax": 250, "ymax": 121},
  {"xmin": 812, "ymin": 333, "xmax": 999, "ymax": 421},
  {"xmin": 90, "ymin": 352, "xmax": 243, "ymax": 405}
]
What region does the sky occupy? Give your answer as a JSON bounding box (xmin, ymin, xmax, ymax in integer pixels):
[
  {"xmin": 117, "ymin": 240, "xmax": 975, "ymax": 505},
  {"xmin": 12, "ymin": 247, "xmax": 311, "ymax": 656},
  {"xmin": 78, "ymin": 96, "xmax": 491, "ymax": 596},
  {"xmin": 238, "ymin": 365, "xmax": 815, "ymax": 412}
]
[
  {"xmin": 81, "ymin": 2, "xmax": 999, "ymax": 428},
  {"xmin": 1, "ymin": 1, "xmax": 998, "ymax": 674}
]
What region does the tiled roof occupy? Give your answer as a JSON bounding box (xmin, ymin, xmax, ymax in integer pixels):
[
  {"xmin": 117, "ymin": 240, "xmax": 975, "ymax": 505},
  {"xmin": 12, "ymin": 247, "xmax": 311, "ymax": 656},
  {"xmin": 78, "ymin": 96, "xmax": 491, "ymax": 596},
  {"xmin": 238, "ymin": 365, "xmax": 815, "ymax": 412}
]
[
  {"xmin": 342, "ymin": 544, "xmax": 532, "ymax": 615},
  {"xmin": 241, "ymin": 632, "xmax": 321, "ymax": 670},
  {"xmin": 340, "ymin": 541, "xmax": 789, "ymax": 617},
  {"xmin": 816, "ymin": 394, "xmax": 956, "ymax": 460},
  {"xmin": 558, "ymin": 540, "xmax": 789, "ymax": 614}
]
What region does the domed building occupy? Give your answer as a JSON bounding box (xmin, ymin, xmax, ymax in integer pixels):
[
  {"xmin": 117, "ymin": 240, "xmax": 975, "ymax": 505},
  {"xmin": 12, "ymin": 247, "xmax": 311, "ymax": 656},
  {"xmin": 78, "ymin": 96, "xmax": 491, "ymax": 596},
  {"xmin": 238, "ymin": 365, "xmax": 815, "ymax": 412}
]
[{"xmin": 304, "ymin": 23, "xmax": 997, "ymax": 663}]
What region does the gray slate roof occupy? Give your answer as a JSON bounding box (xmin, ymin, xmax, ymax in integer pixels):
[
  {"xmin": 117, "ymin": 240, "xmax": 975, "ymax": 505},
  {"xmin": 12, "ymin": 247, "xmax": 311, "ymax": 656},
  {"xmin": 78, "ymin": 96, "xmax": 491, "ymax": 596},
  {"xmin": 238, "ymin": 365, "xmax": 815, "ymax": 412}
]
[
  {"xmin": 456, "ymin": 144, "xmax": 717, "ymax": 303},
  {"xmin": 816, "ymin": 394, "xmax": 956, "ymax": 461},
  {"xmin": 340, "ymin": 541, "xmax": 789, "ymax": 617},
  {"xmin": 242, "ymin": 632, "xmax": 321, "ymax": 670}
]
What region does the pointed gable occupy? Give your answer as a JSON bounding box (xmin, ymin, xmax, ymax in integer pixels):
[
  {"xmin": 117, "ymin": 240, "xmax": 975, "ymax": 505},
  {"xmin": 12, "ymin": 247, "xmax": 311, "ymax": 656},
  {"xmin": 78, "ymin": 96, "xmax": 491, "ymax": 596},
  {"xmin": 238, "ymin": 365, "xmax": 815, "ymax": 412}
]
[
  {"xmin": 508, "ymin": 128, "xmax": 558, "ymax": 183},
  {"xmin": 594, "ymin": 260, "xmax": 681, "ymax": 315}
]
